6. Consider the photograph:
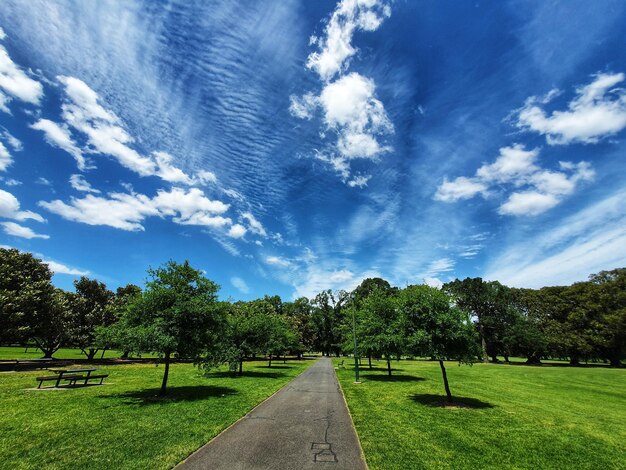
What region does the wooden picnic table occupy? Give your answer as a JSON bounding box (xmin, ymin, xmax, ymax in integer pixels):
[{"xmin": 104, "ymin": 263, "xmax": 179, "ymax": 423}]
[{"xmin": 37, "ymin": 367, "xmax": 108, "ymax": 388}]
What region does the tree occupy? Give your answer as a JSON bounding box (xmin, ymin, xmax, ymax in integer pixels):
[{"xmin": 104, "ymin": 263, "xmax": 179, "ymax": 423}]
[
  {"xmin": 400, "ymin": 285, "xmax": 479, "ymax": 403},
  {"xmin": 443, "ymin": 278, "xmax": 515, "ymax": 362},
  {"xmin": 283, "ymin": 297, "xmax": 316, "ymax": 357},
  {"xmin": 352, "ymin": 286, "xmax": 403, "ymax": 376},
  {"xmin": 68, "ymin": 277, "xmax": 115, "ymax": 360},
  {"xmin": 101, "ymin": 260, "xmax": 225, "ymax": 395},
  {"xmin": 224, "ymin": 301, "xmax": 271, "ymax": 375},
  {"xmin": 0, "ymin": 248, "xmax": 55, "ymax": 346},
  {"xmin": 311, "ymin": 290, "xmax": 348, "ymax": 356},
  {"xmin": 28, "ymin": 288, "xmax": 73, "ymax": 358}
]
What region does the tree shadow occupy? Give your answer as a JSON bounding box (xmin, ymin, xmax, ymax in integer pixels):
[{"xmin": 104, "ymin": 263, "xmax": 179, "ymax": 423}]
[
  {"xmin": 361, "ymin": 374, "xmax": 425, "ymax": 382},
  {"xmin": 258, "ymin": 365, "xmax": 292, "ymax": 369},
  {"xmin": 102, "ymin": 385, "xmax": 237, "ymax": 405},
  {"xmin": 409, "ymin": 394, "xmax": 494, "ymax": 409},
  {"xmin": 205, "ymin": 370, "xmax": 286, "ymax": 379}
]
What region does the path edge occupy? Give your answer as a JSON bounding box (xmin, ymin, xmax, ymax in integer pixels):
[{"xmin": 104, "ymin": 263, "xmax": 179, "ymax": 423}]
[
  {"xmin": 334, "ymin": 362, "xmax": 370, "ymax": 470},
  {"xmin": 173, "ymin": 357, "xmax": 320, "ymax": 469}
]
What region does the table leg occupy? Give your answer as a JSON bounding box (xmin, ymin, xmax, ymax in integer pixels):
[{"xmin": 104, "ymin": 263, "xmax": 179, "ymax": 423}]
[
  {"xmin": 84, "ymin": 370, "xmax": 92, "ymax": 385},
  {"xmin": 55, "ymin": 374, "xmax": 62, "ymax": 387}
]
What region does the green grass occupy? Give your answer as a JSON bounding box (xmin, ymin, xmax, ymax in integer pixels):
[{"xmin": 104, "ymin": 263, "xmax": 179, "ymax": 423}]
[
  {"xmin": 335, "ymin": 358, "xmax": 626, "ymax": 469},
  {"xmin": 0, "ymin": 347, "xmax": 157, "ymax": 360},
  {"xmin": 0, "ymin": 357, "xmax": 312, "ymax": 469}
]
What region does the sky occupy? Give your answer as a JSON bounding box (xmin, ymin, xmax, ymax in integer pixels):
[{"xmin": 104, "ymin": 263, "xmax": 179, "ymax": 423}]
[{"xmin": 0, "ymin": 0, "xmax": 625, "ymax": 301}]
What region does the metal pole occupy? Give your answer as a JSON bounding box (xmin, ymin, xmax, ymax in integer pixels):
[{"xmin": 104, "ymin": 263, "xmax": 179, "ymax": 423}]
[{"xmin": 351, "ymin": 308, "xmax": 360, "ymax": 383}]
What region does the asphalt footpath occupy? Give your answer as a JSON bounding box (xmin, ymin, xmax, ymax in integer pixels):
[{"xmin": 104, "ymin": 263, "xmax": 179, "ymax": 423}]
[{"xmin": 175, "ymin": 357, "xmax": 367, "ymax": 470}]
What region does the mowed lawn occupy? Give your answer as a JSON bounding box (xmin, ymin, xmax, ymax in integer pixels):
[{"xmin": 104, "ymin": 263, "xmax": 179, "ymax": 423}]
[
  {"xmin": 335, "ymin": 359, "xmax": 626, "ymax": 470},
  {"xmin": 0, "ymin": 357, "xmax": 312, "ymax": 470}
]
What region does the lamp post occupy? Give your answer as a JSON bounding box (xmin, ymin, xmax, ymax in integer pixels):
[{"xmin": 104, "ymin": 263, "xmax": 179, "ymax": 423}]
[{"xmin": 351, "ymin": 307, "xmax": 360, "ymax": 383}]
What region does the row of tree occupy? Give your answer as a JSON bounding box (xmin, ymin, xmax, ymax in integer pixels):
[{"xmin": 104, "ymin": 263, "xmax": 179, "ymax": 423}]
[{"xmin": 1, "ymin": 248, "xmax": 624, "ymax": 398}]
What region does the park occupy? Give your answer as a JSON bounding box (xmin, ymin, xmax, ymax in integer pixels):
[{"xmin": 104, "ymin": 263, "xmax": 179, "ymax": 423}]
[{"xmin": 1, "ymin": 248, "xmax": 625, "ymax": 469}]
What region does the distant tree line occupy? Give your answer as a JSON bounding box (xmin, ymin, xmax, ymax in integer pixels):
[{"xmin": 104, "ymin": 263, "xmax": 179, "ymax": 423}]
[{"xmin": 0, "ymin": 247, "xmax": 624, "ymax": 397}]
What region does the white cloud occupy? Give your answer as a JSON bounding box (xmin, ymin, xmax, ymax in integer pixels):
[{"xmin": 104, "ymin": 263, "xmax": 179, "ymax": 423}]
[
  {"xmin": 0, "ymin": 91, "xmax": 10, "ymax": 113},
  {"xmin": 0, "ymin": 141, "xmax": 11, "ymax": 171},
  {"xmin": 43, "ymin": 259, "xmax": 89, "ymax": 276},
  {"xmin": 423, "ymin": 277, "xmax": 443, "ymax": 289},
  {"xmin": 1, "ymin": 129, "xmax": 22, "ymax": 151},
  {"xmin": 435, "ymin": 145, "xmax": 594, "ymax": 216},
  {"xmin": 434, "ymin": 176, "xmax": 488, "ymax": 202},
  {"xmin": 1, "ymin": 221, "xmax": 49, "ymax": 239},
  {"xmin": 484, "ymin": 190, "xmax": 626, "ymax": 288},
  {"xmin": 0, "ymin": 42, "xmax": 44, "ymax": 106},
  {"xmin": 230, "ymin": 276, "xmax": 250, "ymax": 294},
  {"xmin": 292, "ymin": 265, "xmax": 380, "ymax": 299},
  {"xmin": 266, "ymin": 255, "xmax": 291, "ymax": 267},
  {"xmin": 30, "ymin": 119, "xmax": 86, "ymax": 170},
  {"xmin": 291, "ymin": 1, "xmax": 393, "ymax": 185},
  {"xmin": 69, "ymin": 174, "xmax": 100, "ymax": 193},
  {"xmin": 0, "ymin": 188, "xmax": 44, "ymax": 222},
  {"xmin": 227, "ymin": 223, "xmax": 246, "ymax": 239},
  {"xmin": 39, "ymin": 186, "xmax": 232, "ymax": 232},
  {"xmin": 516, "ymin": 72, "xmax": 626, "ymax": 144},
  {"xmin": 241, "ymin": 212, "xmax": 267, "ymax": 237},
  {"xmin": 427, "ymin": 258, "xmax": 455, "ymax": 275},
  {"xmin": 3, "ymin": 178, "xmax": 21, "ymax": 186},
  {"xmin": 306, "ymin": 0, "xmax": 391, "ymax": 81}
]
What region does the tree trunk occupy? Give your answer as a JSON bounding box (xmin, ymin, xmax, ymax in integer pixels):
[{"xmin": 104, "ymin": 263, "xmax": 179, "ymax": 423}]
[
  {"xmin": 239, "ymin": 360, "xmax": 243, "ymax": 376},
  {"xmin": 504, "ymin": 354, "xmax": 509, "ymax": 363},
  {"xmin": 84, "ymin": 348, "xmax": 98, "ymax": 361},
  {"xmin": 268, "ymin": 354, "xmax": 272, "ymax": 368},
  {"xmin": 368, "ymin": 355, "xmax": 372, "ymax": 369},
  {"xmin": 569, "ymin": 355, "xmax": 580, "ymax": 366},
  {"xmin": 526, "ymin": 355, "xmax": 542, "ymax": 365},
  {"xmin": 160, "ymin": 352, "xmax": 171, "ymax": 396},
  {"xmin": 120, "ymin": 351, "xmax": 129, "ymax": 359},
  {"xmin": 490, "ymin": 354, "xmax": 498, "ymax": 363},
  {"xmin": 479, "ymin": 325, "xmax": 488, "ymax": 363},
  {"xmin": 386, "ymin": 357, "xmax": 392, "ymax": 376},
  {"xmin": 609, "ymin": 355, "xmax": 622, "ymax": 368},
  {"xmin": 439, "ymin": 360, "xmax": 453, "ymax": 403},
  {"xmin": 100, "ymin": 348, "xmax": 107, "ymax": 359}
]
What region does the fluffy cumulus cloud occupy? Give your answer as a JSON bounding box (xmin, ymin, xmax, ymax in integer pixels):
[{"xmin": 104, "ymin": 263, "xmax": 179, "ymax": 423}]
[
  {"xmin": 0, "ymin": 188, "xmax": 44, "ymax": 222},
  {"xmin": 0, "ymin": 31, "xmax": 44, "ymax": 109},
  {"xmin": 290, "ymin": 0, "xmax": 393, "ymax": 186},
  {"xmin": 1, "ymin": 221, "xmax": 49, "ymax": 239},
  {"xmin": 435, "ymin": 145, "xmax": 594, "ymax": 216},
  {"xmin": 39, "ymin": 186, "xmax": 233, "ymax": 232},
  {"xmin": 306, "ymin": 0, "xmax": 391, "ymax": 81},
  {"xmin": 516, "ymin": 72, "xmax": 626, "ymax": 145}
]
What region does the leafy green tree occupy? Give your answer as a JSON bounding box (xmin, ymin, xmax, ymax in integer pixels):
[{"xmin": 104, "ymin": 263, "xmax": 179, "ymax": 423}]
[
  {"xmin": 590, "ymin": 269, "xmax": 626, "ymax": 366},
  {"xmin": 443, "ymin": 278, "xmax": 515, "ymax": 362},
  {"xmin": 223, "ymin": 301, "xmax": 271, "ymax": 375},
  {"xmin": 0, "ymin": 248, "xmax": 55, "ymax": 346},
  {"xmin": 283, "ymin": 297, "xmax": 316, "ymax": 357},
  {"xmin": 101, "ymin": 261, "xmax": 225, "ymax": 395},
  {"xmin": 311, "ymin": 289, "xmax": 348, "ymax": 356},
  {"xmin": 68, "ymin": 277, "xmax": 115, "ymax": 360},
  {"xmin": 352, "ymin": 286, "xmax": 403, "ymax": 376},
  {"xmin": 400, "ymin": 285, "xmax": 479, "ymax": 403},
  {"xmin": 28, "ymin": 288, "xmax": 73, "ymax": 358}
]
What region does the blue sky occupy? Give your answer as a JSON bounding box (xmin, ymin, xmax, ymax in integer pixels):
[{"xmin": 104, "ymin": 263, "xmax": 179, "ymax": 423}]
[{"xmin": 0, "ymin": 0, "xmax": 625, "ymax": 301}]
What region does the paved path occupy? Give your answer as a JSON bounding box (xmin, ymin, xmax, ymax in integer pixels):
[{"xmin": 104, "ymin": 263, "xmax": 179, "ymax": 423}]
[{"xmin": 176, "ymin": 357, "xmax": 367, "ymax": 470}]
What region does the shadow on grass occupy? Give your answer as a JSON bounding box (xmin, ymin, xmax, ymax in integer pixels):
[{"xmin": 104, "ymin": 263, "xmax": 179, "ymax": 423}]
[
  {"xmin": 362, "ymin": 374, "xmax": 425, "ymax": 382},
  {"xmin": 258, "ymin": 365, "xmax": 292, "ymax": 369},
  {"xmin": 205, "ymin": 370, "xmax": 286, "ymax": 379},
  {"xmin": 409, "ymin": 394, "xmax": 494, "ymax": 409},
  {"xmin": 103, "ymin": 385, "xmax": 237, "ymax": 405}
]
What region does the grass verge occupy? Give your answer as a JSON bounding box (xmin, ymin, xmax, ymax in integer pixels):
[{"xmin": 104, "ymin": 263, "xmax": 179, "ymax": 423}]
[
  {"xmin": 0, "ymin": 357, "xmax": 312, "ymax": 469},
  {"xmin": 334, "ymin": 358, "xmax": 626, "ymax": 469}
]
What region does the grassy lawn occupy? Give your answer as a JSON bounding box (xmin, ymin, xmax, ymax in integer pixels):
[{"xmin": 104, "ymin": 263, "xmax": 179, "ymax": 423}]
[
  {"xmin": 0, "ymin": 347, "xmax": 156, "ymax": 361},
  {"xmin": 0, "ymin": 357, "xmax": 312, "ymax": 469},
  {"xmin": 335, "ymin": 359, "xmax": 626, "ymax": 469}
]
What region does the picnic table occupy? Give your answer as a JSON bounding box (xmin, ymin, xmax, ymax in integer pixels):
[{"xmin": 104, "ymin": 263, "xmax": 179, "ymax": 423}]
[{"xmin": 36, "ymin": 368, "xmax": 109, "ymax": 388}]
